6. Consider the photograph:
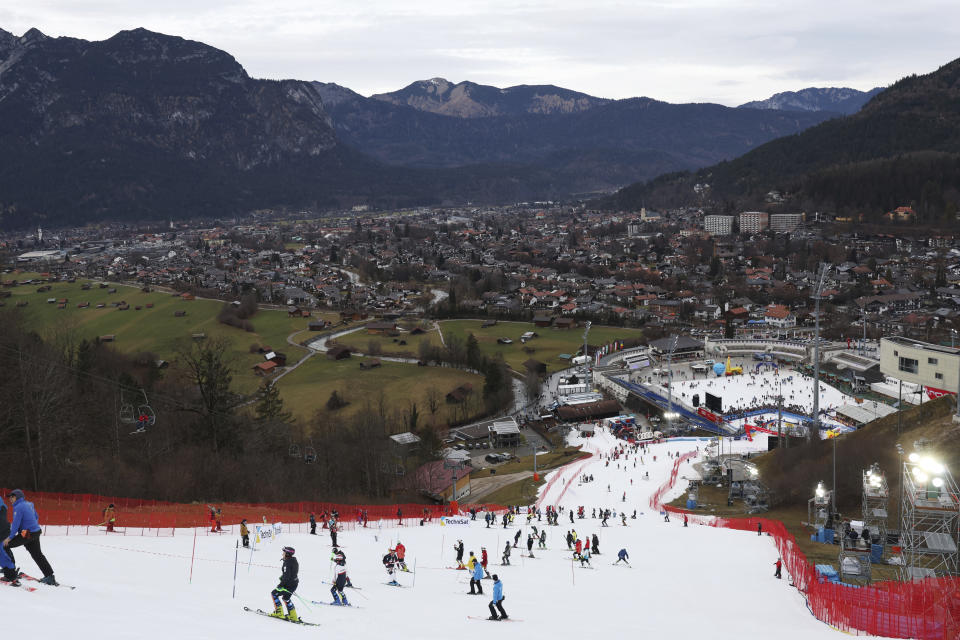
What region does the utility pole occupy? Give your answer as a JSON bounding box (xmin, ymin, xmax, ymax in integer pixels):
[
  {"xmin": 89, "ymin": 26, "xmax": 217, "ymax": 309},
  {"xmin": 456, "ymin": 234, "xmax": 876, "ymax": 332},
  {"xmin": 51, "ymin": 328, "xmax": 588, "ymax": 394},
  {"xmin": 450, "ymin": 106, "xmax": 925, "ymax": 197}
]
[
  {"xmin": 861, "ymin": 306, "xmax": 867, "ymax": 355},
  {"xmin": 811, "ymin": 263, "xmax": 829, "ymax": 443},
  {"xmin": 582, "ymin": 321, "xmax": 592, "ymax": 388},
  {"xmin": 897, "ymin": 378, "xmax": 903, "ymax": 435}
]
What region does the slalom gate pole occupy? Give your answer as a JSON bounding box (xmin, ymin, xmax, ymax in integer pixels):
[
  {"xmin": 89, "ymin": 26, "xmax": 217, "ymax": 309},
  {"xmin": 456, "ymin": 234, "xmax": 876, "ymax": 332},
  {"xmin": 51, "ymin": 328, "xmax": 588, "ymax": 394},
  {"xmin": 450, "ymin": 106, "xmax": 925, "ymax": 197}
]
[
  {"xmin": 440, "ymin": 534, "xmax": 444, "ymax": 565},
  {"xmin": 413, "ymin": 558, "xmax": 417, "ymax": 588},
  {"xmin": 571, "ymin": 557, "xmax": 575, "ymax": 587},
  {"xmin": 189, "ymin": 527, "xmax": 198, "ymax": 584},
  {"xmin": 232, "ymin": 540, "xmax": 239, "ymax": 599}
]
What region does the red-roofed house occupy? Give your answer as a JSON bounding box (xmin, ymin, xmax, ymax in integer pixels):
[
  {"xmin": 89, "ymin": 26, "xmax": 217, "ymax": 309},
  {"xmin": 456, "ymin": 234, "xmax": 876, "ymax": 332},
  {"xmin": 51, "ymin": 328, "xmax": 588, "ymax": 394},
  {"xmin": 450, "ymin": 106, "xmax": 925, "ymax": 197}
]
[{"xmin": 764, "ymin": 304, "xmax": 796, "ymax": 328}]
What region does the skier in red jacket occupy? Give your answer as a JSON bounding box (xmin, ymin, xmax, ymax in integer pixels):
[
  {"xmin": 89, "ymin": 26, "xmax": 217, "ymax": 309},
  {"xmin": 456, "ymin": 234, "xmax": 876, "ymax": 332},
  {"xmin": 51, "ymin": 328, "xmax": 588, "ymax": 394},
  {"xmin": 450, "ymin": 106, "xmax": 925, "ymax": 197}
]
[
  {"xmin": 575, "ymin": 539, "xmax": 583, "ymax": 559},
  {"xmin": 392, "ymin": 541, "xmax": 408, "ymax": 572},
  {"xmin": 481, "ymin": 547, "xmax": 490, "ymax": 578}
]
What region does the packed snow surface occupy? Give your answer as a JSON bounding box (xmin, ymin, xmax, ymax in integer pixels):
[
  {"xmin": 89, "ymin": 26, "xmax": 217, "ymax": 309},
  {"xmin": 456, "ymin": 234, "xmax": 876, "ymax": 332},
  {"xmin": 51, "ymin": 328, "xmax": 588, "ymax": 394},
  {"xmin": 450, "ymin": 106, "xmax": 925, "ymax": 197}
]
[
  {"xmin": 6, "ymin": 429, "xmax": 874, "ymax": 639},
  {"xmin": 669, "ymin": 368, "xmax": 854, "ymax": 415}
]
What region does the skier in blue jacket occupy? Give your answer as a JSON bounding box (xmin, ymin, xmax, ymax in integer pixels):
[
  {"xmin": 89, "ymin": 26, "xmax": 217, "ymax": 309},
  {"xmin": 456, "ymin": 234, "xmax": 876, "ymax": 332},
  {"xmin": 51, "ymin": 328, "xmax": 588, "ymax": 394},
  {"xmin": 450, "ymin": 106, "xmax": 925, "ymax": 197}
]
[
  {"xmin": 468, "ymin": 553, "xmax": 484, "ymax": 595},
  {"xmin": 614, "ymin": 548, "xmax": 630, "ymax": 566},
  {"xmin": 3, "ymin": 490, "xmax": 56, "ymax": 585},
  {"xmin": 487, "ymin": 574, "xmax": 507, "ymax": 620}
]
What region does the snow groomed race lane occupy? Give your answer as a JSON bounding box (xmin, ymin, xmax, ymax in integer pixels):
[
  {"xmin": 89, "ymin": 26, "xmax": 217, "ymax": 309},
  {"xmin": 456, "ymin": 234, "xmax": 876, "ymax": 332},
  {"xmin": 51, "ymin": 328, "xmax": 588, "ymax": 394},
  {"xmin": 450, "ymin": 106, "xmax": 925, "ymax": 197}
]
[{"xmin": 4, "ymin": 429, "xmax": 873, "ymax": 640}]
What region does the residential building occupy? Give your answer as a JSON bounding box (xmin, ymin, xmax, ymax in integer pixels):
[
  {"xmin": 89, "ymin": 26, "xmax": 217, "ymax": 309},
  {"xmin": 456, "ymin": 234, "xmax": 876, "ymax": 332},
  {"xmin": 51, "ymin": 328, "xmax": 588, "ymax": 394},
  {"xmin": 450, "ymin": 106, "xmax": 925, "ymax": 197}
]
[
  {"xmin": 764, "ymin": 304, "xmax": 796, "ymax": 328},
  {"xmin": 739, "ymin": 211, "xmax": 769, "ymax": 234},
  {"xmin": 704, "ymin": 215, "xmax": 734, "ymax": 236},
  {"xmin": 770, "ymin": 213, "xmax": 804, "ymax": 233}
]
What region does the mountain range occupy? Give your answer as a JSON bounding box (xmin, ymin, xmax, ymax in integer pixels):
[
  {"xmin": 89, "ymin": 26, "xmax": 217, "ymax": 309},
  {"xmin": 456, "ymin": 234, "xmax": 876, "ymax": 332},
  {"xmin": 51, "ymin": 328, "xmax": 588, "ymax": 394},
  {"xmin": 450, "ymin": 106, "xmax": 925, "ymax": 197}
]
[
  {"xmin": 0, "ymin": 26, "xmax": 896, "ymax": 229},
  {"xmin": 369, "ymin": 77, "xmax": 610, "ymax": 118},
  {"xmin": 599, "ymin": 59, "xmax": 960, "ymax": 222},
  {"xmin": 315, "ymin": 79, "xmax": 837, "ymax": 194},
  {"xmin": 738, "ymin": 87, "xmax": 883, "ymax": 115}
]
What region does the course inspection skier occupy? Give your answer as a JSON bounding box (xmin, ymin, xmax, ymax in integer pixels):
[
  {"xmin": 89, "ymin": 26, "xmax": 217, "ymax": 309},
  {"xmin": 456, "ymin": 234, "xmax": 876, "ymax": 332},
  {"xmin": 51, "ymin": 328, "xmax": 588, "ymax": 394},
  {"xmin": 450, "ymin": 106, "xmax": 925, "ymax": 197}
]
[{"xmin": 3, "ymin": 490, "xmax": 56, "ymax": 585}]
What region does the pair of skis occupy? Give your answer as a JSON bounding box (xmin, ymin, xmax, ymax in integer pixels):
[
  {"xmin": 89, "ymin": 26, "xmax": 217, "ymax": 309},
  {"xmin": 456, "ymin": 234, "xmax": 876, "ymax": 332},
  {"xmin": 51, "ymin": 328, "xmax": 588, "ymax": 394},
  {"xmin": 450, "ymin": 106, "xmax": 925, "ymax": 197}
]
[
  {"xmin": 243, "ymin": 607, "xmax": 320, "ymax": 626},
  {"xmin": 311, "ymin": 599, "xmax": 363, "ymax": 609},
  {"xmin": 2, "ymin": 573, "xmax": 76, "ymax": 591},
  {"xmin": 467, "ymin": 615, "xmax": 522, "ymax": 622}
]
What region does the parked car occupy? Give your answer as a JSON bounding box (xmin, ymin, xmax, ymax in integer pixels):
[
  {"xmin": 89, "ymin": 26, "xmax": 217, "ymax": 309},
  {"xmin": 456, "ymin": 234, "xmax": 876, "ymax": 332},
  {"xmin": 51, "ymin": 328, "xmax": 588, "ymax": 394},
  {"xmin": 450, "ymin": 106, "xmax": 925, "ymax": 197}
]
[
  {"xmin": 497, "ymin": 337, "xmax": 513, "ymax": 344},
  {"xmin": 485, "ymin": 453, "xmax": 503, "ymax": 464}
]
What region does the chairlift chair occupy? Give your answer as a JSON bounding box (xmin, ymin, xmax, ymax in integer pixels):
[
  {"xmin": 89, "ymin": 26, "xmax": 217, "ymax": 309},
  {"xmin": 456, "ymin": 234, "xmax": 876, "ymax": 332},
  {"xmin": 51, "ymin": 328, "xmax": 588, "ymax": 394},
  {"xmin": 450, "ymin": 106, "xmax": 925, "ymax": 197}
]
[{"xmin": 304, "ymin": 446, "xmax": 317, "ymax": 464}]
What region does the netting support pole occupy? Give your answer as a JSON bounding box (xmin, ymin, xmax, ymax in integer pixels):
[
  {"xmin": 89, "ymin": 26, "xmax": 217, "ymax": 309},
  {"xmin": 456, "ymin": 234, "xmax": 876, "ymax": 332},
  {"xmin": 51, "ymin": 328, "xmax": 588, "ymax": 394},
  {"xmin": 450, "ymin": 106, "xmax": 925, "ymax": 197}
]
[{"xmin": 189, "ymin": 526, "xmax": 198, "ymax": 584}]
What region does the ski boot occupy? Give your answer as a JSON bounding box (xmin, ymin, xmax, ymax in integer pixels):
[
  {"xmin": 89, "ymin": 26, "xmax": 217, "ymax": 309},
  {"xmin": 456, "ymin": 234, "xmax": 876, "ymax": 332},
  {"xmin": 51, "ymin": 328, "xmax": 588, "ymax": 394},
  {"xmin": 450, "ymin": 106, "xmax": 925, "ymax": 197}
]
[
  {"xmin": 1, "ymin": 568, "xmax": 20, "ymax": 587},
  {"xmin": 39, "ymin": 574, "xmax": 58, "ymax": 586},
  {"xmin": 286, "ymin": 609, "xmax": 299, "ymax": 623},
  {"xmin": 269, "ymin": 606, "xmax": 285, "ymax": 618},
  {"xmin": 332, "ymin": 592, "xmax": 342, "ymax": 606},
  {"xmin": 340, "ymin": 595, "xmax": 349, "ymax": 606},
  {"xmin": 488, "ymin": 615, "xmax": 500, "ymax": 621}
]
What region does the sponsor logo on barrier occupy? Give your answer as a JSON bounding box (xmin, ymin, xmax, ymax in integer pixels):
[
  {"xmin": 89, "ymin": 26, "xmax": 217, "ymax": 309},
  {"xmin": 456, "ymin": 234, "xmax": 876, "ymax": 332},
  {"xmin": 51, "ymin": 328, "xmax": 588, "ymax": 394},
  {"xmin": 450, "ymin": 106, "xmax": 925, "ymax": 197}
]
[
  {"xmin": 925, "ymin": 385, "xmax": 955, "ymax": 400},
  {"xmin": 697, "ymin": 407, "xmax": 721, "ymax": 423},
  {"xmin": 441, "ymin": 516, "xmax": 470, "ymax": 526}
]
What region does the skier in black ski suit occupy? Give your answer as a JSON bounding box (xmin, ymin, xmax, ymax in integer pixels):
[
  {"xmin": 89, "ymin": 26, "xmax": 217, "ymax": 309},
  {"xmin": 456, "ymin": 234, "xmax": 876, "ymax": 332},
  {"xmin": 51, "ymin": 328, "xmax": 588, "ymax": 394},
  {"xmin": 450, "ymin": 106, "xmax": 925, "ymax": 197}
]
[
  {"xmin": 270, "ymin": 546, "xmax": 299, "ymax": 621},
  {"xmin": 454, "ymin": 539, "xmax": 465, "ymax": 568}
]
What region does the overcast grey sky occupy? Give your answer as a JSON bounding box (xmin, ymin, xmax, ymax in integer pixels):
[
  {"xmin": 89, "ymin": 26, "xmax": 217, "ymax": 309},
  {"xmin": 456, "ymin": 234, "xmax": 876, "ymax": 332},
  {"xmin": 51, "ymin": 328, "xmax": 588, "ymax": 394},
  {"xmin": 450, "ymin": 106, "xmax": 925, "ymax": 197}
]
[{"xmin": 2, "ymin": 1, "xmax": 958, "ymax": 105}]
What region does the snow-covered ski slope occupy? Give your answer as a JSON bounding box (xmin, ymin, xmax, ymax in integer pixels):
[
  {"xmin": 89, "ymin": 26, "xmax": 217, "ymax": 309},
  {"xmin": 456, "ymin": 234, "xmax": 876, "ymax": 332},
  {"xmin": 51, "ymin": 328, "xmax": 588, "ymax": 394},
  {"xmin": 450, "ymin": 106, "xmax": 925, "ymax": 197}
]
[{"xmin": 5, "ymin": 430, "xmax": 875, "ymax": 639}]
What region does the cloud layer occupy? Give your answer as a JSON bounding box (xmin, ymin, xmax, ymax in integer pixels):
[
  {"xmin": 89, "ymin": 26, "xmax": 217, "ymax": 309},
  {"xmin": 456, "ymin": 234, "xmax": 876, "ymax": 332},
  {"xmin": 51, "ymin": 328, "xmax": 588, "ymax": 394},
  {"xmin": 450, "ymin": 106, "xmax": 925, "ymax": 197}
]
[{"xmin": 2, "ymin": 0, "xmax": 958, "ymax": 104}]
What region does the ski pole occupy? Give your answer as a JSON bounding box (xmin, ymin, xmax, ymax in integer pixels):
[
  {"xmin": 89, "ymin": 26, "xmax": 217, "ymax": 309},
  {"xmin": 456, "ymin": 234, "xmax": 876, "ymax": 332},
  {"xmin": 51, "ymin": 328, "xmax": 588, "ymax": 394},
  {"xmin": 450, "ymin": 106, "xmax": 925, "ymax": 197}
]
[{"xmin": 289, "ymin": 591, "xmax": 313, "ymax": 611}]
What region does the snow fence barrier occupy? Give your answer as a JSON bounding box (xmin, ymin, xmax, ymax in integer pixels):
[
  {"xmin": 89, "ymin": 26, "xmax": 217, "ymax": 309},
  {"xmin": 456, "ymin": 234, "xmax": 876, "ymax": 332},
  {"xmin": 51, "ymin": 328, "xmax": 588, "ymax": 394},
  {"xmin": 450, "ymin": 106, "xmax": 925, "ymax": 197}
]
[
  {"xmin": 651, "ymin": 453, "xmax": 960, "ymax": 639},
  {"xmin": 0, "ymin": 489, "xmax": 506, "ymax": 536}
]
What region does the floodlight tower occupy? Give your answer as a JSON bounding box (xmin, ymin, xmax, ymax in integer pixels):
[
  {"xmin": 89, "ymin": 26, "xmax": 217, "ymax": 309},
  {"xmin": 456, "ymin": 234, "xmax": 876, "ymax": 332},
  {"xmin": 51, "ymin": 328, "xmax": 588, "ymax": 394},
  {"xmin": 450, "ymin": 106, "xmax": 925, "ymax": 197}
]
[
  {"xmin": 666, "ymin": 334, "xmax": 679, "ymax": 423},
  {"xmin": 862, "ymin": 463, "xmax": 890, "ymax": 552},
  {"xmin": 898, "ymin": 450, "xmax": 960, "ymax": 580},
  {"xmin": 810, "ymin": 263, "xmax": 829, "ymax": 444},
  {"xmin": 809, "ymin": 481, "xmax": 832, "ymax": 530}
]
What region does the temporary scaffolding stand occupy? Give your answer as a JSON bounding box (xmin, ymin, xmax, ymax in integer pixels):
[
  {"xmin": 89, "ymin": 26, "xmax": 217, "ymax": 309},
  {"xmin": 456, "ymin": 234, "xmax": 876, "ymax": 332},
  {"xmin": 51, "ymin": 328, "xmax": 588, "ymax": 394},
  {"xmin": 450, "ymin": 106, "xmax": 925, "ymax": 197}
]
[{"xmin": 898, "ymin": 454, "xmax": 960, "ymax": 581}]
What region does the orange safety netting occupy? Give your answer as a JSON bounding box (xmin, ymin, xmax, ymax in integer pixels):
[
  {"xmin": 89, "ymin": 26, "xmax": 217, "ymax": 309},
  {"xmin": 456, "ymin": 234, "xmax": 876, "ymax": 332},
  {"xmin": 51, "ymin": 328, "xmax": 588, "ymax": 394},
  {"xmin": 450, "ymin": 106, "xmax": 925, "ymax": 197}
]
[
  {"xmin": 652, "ymin": 451, "xmax": 960, "ymax": 640},
  {"xmin": 0, "ymin": 488, "xmax": 503, "ymax": 530}
]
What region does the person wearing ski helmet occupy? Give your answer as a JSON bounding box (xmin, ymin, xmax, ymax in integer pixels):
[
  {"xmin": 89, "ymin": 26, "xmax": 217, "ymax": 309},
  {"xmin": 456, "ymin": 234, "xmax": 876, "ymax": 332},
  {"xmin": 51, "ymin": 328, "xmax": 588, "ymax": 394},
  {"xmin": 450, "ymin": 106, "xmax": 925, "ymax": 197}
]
[{"xmin": 270, "ymin": 546, "xmax": 299, "ymax": 621}]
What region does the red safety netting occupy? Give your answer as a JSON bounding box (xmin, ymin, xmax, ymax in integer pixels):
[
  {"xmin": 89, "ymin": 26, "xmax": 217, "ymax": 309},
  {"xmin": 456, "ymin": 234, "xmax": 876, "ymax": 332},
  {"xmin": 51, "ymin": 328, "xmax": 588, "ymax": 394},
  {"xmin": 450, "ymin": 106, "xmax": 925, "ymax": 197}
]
[
  {"xmin": 0, "ymin": 488, "xmax": 504, "ymax": 532},
  {"xmin": 651, "ymin": 453, "xmax": 960, "ymax": 640}
]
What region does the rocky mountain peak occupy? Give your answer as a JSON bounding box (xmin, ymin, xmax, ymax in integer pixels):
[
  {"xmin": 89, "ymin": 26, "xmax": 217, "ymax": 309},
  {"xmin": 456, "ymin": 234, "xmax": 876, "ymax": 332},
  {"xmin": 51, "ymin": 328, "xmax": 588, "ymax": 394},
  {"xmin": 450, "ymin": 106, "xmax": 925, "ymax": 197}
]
[{"xmin": 19, "ymin": 27, "xmax": 48, "ymax": 45}]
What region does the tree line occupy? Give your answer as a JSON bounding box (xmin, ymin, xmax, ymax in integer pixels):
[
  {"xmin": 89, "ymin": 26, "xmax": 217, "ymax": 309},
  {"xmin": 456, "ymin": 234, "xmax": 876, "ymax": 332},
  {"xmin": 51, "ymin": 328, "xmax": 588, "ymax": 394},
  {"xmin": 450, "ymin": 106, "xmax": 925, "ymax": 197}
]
[{"xmin": 0, "ymin": 310, "xmax": 445, "ymax": 504}]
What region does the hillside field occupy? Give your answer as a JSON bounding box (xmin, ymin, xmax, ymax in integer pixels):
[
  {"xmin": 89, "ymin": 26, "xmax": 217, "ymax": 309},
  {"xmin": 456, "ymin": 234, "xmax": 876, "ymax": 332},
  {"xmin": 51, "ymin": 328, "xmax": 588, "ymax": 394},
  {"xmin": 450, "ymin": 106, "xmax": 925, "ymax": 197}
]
[{"xmin": 438, "ymin": 319, "xmax": 643, "ymax": 373}]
